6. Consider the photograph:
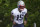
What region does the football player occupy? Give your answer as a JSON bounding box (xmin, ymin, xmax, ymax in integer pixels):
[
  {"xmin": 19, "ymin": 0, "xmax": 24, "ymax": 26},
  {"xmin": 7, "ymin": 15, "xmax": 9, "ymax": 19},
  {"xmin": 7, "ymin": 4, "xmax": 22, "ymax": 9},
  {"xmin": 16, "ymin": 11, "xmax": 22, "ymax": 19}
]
[{"xmin": 11, "ymin": 0, "xmax": 27, "ymax": 27}]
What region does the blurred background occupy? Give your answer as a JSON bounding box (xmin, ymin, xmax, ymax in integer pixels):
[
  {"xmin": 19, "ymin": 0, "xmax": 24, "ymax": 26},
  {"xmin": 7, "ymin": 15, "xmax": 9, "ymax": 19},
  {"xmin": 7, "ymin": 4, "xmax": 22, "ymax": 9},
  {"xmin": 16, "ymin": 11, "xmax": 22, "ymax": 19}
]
[{"xmin": 0, "ymin": 0, "xmax": 40, "ymax": 27}]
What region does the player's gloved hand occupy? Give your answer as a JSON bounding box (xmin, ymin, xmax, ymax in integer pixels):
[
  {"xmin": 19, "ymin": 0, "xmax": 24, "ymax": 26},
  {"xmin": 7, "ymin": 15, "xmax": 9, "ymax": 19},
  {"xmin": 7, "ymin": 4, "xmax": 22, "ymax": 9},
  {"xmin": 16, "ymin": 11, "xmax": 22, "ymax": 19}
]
[
  {"xmin": 13, "ymin": 21, "xmax": 16, "ymax": 25},
  {"xmin": 24, "ymin": 21, "xmax": 27, "ymax": 25}
]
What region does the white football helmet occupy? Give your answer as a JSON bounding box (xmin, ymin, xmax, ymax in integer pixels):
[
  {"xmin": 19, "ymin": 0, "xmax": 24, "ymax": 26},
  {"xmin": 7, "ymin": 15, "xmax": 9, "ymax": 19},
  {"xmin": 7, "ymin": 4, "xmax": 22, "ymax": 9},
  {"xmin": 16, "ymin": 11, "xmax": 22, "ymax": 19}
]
[
  {"xmin": 17, "ymin": 1, "xmax": 25, "ymax": 11},
  {"xmin": 17, "ymin": 1, "xmax": 25, "ymax": 6}
]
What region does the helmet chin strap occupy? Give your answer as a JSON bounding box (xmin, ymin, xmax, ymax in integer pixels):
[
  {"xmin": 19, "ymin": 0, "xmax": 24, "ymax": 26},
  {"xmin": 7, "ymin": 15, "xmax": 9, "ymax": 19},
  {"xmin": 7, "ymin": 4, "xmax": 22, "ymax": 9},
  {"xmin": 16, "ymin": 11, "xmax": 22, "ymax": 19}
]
[
  {"xmin": 18, "ymin": 9, "xmax": 24, "ymax": 13},
  {"xmin": 20, "ymin": 9, "xmax": 24, "ymax": 11}
]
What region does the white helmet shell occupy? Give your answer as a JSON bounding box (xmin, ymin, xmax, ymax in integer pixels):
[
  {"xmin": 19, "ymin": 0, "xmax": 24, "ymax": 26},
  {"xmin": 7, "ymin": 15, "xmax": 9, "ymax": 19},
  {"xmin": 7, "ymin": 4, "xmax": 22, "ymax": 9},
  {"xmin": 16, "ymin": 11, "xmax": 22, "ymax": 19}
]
[{"xmin": 17, "ymin": 1, "xmax": 25, "ymax": 6}]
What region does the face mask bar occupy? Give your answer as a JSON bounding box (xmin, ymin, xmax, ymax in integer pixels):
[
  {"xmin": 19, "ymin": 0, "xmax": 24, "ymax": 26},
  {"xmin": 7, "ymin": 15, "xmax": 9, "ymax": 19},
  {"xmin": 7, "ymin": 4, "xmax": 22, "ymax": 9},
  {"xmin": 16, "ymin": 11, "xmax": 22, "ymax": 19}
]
[{"xmin": 18, "ymin": 5, "xmax": 25, "ymax": 9}]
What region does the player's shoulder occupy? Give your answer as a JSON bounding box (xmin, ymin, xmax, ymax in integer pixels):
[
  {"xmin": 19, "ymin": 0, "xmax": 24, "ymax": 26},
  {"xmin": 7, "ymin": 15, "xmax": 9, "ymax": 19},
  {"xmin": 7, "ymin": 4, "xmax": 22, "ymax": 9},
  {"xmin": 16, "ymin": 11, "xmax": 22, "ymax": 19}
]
[
  {"xmin": 11, "ymin": 8, "xmax": 18, "ymax": 12},
  {"xmin": 12, "ymin": 8, "xmax": 18, "ymax": 11}
]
